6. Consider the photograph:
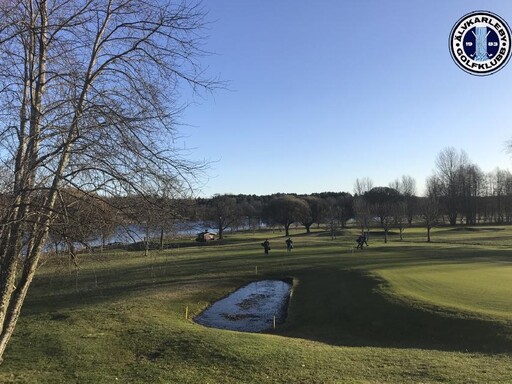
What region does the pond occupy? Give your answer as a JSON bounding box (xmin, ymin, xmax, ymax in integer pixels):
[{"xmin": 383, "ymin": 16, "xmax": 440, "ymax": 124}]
[{"xmin": 194, "ymin": 279, "xmax": 293, "ymax": 332}]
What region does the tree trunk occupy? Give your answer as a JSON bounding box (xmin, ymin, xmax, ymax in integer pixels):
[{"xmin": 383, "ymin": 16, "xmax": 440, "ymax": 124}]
[
  {"xmin": 427, "ymin": 227, "xmax": 431, "ymax": 242},
  {"xmin": 216, "ymin": 217, "xmax": 225, "ymax": 240},
  {"xmin": 0, "ymin": 0, "xmax": 50, "ymax": 359},
  {"xmin": 0, "ymin": 0, "xmax": 214, "ymax": 363},
  {"xmin": 0, "ymin": 222, "xmax": 49, "ymax": 362}
]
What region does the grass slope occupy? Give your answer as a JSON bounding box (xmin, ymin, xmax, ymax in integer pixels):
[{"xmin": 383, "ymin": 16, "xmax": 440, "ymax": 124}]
[{"xmin": 0, "ymin": 227, "xmax": 511, "ymax": 383}]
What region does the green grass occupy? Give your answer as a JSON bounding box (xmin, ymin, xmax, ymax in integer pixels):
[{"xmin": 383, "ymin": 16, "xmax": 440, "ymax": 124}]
[
  {"xmin": 1, "ymin": 226, "xmax": 512, "ymax": 383},
  {"xmin": 376, "ymin": 262, "xmax": 512, "ymax": 319}
]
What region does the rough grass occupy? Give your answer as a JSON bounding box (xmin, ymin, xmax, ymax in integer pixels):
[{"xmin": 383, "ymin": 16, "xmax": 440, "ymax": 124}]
[{"xmin": 0, "ymin": 226, "xmax": 511, "ymax": 383}]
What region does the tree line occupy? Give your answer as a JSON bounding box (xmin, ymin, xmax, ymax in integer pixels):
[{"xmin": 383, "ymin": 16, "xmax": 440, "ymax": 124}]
[
  {"xmin": 6, "ymin": 145, "xmax": 511, "ymax": 252},
  {"xmin": 195, "ymin": 147, "xmax": 512, "ymax": 242}
]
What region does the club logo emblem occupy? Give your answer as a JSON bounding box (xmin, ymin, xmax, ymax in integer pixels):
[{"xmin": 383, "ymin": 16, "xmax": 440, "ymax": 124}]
[{"xmin": 449, "ymin": 11, "xmax": 511, "ymax": 76}]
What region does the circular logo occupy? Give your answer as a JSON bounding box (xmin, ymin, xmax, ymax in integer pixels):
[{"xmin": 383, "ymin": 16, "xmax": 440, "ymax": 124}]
[{"xmin": 449, "ymin": 11, "xmax": 511, "ymax": 76}]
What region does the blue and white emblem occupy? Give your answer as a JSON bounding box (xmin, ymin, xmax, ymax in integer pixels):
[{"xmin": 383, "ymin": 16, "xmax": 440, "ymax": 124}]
[{"xmin": 450, "ymin": 11, "xmax": 511, "ymax": 76}]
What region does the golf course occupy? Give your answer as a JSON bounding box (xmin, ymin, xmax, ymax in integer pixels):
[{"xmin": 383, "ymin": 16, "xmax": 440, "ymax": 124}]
[{"xmin": 0, "ymin": 226, "xmax": 511, "ymax": 383}]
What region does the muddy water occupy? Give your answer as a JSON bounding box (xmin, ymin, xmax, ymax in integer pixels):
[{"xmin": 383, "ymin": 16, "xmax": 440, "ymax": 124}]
[{"xmin": 195, "ymin": 279, "xmax": 292, "ymax": 332}]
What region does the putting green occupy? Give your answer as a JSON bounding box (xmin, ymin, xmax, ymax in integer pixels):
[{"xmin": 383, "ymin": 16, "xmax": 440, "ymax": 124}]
[{"xmin": 376, "ymin": 262, "xmax": 512, "ymax": 319}]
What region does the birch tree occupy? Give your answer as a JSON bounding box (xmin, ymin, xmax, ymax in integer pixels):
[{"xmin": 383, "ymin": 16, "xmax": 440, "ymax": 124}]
[{"xmin": 0, "ymin": 0, "xmax": 214, "ymax": 362}]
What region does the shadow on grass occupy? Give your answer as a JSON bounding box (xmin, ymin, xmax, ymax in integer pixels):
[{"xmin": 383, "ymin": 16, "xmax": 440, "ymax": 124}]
[
  {"xmin": 24, "ymin": 241, "xmax": 512, "ymax": 356},
  {"xmin": 279, "ymin": 268, "xmax": 512, "ymax": 354}
]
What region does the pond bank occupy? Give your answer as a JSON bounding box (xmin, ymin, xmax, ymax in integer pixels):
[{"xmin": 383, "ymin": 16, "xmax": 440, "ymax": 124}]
[{"xmin": 195, "ymin": 279, "xmax": 293, "ymax": 332}]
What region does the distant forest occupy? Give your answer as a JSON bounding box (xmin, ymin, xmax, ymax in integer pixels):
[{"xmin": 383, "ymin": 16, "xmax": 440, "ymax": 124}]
[{"xmin": 3, "ymin": 147, "xmax": 510, "ymax": 252}]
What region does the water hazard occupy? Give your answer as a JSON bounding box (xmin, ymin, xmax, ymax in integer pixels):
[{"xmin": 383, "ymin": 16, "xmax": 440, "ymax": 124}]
[{"xmin": 195, "ymin": 279, "xmax": 293, "ymax": 332}]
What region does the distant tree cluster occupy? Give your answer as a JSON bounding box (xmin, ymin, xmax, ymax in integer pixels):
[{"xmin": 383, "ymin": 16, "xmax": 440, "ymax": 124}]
[
  {"xmin": 192, "ymin": 192, "xmax": 353, "ymax": 238},
  {"xmin": 2, "ymin": 147, "xmax": 512, "ymax": 254},
  {"xmin": 189, "ymin": 148, "xmax": 512, "ymax": 243},
  {"xmin": 426, "ymin": 147, "xmax": 512, "ymax": 226}
]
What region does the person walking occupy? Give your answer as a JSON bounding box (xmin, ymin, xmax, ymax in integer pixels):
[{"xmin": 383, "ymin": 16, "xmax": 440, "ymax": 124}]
[
  {"xmin": 356, "ymin": 233, "xmax": 369, "ymax": 249},
  {"xmin": 262, "ymin": 239, "xmax": 271, "ymax": 255},
  {"xmin": 356, "ymin": 235, "xmax": 364, "ymax": 249},
  {"xmin": 285, "ymin": 237, "xmax": 293, "ymax": 252}
]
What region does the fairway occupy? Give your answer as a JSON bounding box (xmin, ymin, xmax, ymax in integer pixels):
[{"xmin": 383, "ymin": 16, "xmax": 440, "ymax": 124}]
[{"xmin": 1, "ymin": 227, "xmax": 512, "ymax": 383}]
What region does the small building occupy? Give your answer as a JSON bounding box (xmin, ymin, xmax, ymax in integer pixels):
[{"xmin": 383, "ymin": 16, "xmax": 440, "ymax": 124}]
[{"xmin": 196, "ymin": 231, "xmax": 216, "ymax": 242}]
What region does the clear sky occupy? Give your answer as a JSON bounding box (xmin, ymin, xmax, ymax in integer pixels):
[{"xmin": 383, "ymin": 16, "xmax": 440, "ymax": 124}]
[{"xmin": 180, "ymin": 1, "xmax": 512, "ymax": 197}]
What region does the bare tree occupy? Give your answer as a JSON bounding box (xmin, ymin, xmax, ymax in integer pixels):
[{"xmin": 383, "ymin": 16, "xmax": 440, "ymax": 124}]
[
  {"xmin": 392, "ymin": 201, "xmax": 407, "ymax": 241},
  {"xmin": 353, "ymin": 177, "xmax": 374, "ymax": 196},
  {"xmin": 264, "ymin": 195, "xmax": 311, "ymax": 237},
  {"xmin": 488, "ymin": 168, "xmax": 512, "ymax": 223},
  {"xmin": 421, "ymin": 176, "xmax": 441, "ymax": 242},
  {"xmin": 433, "ymin": 147, "xmax": 469, "ymax": 225},
  {"xmin": 323, "ymin": 198, "xmax": 341, "ymax": 240},
  {"xmin": 420, "ymin": 197, "xmax": 439, "ymax": 243},
  {"xmin": 364, "ymin": 187, "xmax": 402, "ymax": 244},
  {"xmin": 203, "ymin": 195, "xmax": 240, "ymax": 240},
  {"xmin": 48, "ymin": 189, "xmax": 118, "ymax": 255},
  {"xmin": 458, "ymin": 163, "xmax": 484, "ymax": 224},
  {"xmin": 240, "ymin": 198, "xmax": 263, "ymax": 232},
  {"xmin": 390, "ymin": 175, "xmax": 417, "ymax": 225},
  {"xmin": 0, "ymin": 0, "xmax": 215, "ymax": 362},
  {"xmin": 300, "ymin": 196, "xmax": 326, "ymax": 233},
  {"xmin": 353, "ymin": 197, "xmax": 371, "ymax": 234}
]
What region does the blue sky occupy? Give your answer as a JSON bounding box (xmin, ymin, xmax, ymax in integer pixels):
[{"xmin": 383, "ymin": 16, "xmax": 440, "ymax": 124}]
[{"xmin": 181, "ymin": 1, "xmax": 512, "ymax": 197}]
